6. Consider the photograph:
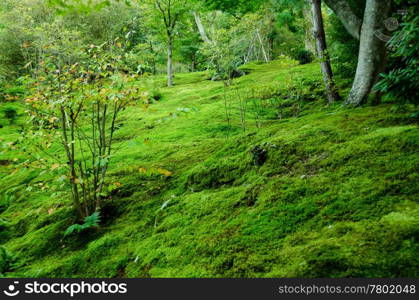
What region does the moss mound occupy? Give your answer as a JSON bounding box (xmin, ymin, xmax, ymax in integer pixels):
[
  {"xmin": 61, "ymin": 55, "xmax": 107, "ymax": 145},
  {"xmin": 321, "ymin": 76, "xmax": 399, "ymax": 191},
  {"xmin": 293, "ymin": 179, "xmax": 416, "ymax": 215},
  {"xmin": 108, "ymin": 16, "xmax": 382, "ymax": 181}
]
[{"xmin": 0, "ymin": 59, "xmax": 418, "ymax": 277}]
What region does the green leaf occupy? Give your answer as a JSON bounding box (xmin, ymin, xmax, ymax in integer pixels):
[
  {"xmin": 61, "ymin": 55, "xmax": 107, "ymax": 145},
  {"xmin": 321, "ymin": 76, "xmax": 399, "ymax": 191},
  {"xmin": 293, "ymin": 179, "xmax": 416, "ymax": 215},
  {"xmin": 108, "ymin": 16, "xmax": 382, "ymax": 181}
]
[{"xmin": 63, "ymin": 212, "xmax": 100, "ymax": 236}]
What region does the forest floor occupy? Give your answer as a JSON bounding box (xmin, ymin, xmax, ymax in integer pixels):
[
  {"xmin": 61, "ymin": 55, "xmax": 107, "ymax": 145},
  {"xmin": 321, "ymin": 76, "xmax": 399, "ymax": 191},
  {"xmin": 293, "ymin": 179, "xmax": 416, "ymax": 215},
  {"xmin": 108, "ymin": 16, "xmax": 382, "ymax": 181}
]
[{"xmin": 0, "ymin": 59, "xmax": 418, "ymax": 277}]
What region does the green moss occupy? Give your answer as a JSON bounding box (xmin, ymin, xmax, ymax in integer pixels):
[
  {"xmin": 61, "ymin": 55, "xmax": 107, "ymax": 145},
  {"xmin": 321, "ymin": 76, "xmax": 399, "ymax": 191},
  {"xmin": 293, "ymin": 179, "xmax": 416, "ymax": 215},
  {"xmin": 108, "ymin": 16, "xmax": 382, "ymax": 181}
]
[{"xmin": 0, "ymin": 59, "xmax": 418, "ymax": 277}]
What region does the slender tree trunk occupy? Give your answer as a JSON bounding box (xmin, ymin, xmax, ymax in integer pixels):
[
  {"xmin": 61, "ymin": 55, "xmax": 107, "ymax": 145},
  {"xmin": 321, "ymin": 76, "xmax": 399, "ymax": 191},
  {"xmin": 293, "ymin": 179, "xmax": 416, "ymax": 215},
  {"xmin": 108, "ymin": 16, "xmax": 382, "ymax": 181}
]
[
  {"xmin": 267, "ymin": 14, "xmax": 276, "ymax": 60},
  {"xmin": 256, "ymin": 29, "xmax": 269, "ymax": 62},
  {"xmin": 345, "ymin": 0, "xmax": 391, "ymax": 106},
  {"xmin": 191, "ymin": 52, "xmax": 197, "ymax": 72},
  {"xmin": 60, "ymin": 106, "xmax": 84, "ymax": 220},
  {"xmin": 149, "ymin": 41, "xmax": 157, "ymax": 75},
  {"xmin": 167, "ymin": 36, "xmax": 174, "ymax": 87},
  {"xmin": 310, "ymin": 0, "xmax": 340, "ymax": 103},
  {"xmin": 193, "ymin": 11, "xmax": 211, "ymax": 44}
]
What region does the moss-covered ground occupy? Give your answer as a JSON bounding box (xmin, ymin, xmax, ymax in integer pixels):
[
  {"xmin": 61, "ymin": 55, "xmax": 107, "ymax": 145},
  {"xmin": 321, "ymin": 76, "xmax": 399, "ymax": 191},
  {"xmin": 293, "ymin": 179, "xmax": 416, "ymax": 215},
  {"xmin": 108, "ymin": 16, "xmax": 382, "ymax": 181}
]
[{"xmin": 0, "ymin": 59, "xmax": 418, "ymax": 277}]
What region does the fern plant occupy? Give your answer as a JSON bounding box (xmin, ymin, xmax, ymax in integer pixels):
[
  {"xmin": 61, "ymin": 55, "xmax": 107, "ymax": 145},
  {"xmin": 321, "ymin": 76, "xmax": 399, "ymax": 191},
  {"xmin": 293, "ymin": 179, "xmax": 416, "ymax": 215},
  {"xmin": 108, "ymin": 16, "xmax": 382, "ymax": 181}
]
[
  {"xmin": 375, "ymin": 16, "xmax": 419, "ymax": 104},
  {"xmin": 64, "ymin": 212, "xmax": 101, "ymax": 236}
]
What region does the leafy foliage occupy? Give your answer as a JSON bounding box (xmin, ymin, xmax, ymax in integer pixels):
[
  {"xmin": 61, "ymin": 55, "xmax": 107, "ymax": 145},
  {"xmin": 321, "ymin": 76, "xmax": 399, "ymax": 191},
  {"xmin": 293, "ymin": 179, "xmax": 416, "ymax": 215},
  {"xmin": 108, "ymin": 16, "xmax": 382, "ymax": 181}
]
[
  {"xmin": 64, "ymin": 212, "xmax": 101, "ymax": 236},
  {"xmin": 23, "ymin": 35, "xmax": 142, "ymax": 220},
  {"xmin": 202, "ymin": 0, "xmax": 265, "ymax": 15},
  {"xmin": 327, "ymin": 13, "xmax": 359, "ymax": 80},
  {"xmin": 0, "ymin": 0, "xmax": 418, "ymax": 280},
  {"xmin": 293, "ymin": 49, "xmax": 314, "ymax": 65},
  {"xmin": 375, "ymin": 16, "xmax": 419, "ymax": 104}
]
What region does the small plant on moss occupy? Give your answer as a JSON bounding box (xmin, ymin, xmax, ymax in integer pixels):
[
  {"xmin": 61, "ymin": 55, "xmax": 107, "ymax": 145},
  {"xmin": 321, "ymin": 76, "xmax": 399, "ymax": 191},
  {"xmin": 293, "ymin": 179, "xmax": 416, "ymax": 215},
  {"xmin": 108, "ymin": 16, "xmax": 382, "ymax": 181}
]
[
  {"xmin": 64, "ymin": 212, "xmax": 101, "ymax": 236},
  {"xmin": 3, "ymin": 107, "xmax": 17, "ymax": 124},
  {"xmin": 26, "ymin": 41, "xmax": 141, "ymax": 221}
]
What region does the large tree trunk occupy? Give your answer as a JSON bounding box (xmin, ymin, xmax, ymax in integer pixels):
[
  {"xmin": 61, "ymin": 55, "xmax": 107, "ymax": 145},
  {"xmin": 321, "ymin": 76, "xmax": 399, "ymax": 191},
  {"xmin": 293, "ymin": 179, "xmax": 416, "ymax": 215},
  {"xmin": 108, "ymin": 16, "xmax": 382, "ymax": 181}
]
[
  {"xmin": 310, "ymin": 0, "xmax": 340, "ymax": 103},
  {"xmin": 346, "ymin": 0, "xmax": 391, "ymax": 106},
  {"xmin": 167, "ymin": 36, "xmax": 174, "ymax": 87},
  {"xmin": 323, "ymin": 0, "xmax": 362, "ymax": 40}
]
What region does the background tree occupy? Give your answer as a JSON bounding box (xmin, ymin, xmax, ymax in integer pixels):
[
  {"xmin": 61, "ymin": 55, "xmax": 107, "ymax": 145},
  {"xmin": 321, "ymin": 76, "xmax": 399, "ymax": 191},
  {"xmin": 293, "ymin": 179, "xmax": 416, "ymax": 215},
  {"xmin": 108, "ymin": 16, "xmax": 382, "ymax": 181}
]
[
  {"xmin": 149, "ymin": 0, "xmax": 190, "ymax": 87},
  {"xmin": 26, "ymin": 41, "xmax": 140, "ymax": 220},
  {"xmin": 309, "ymin": 0, "xmax": 340, "ymax": 103},
  {"xmin": 346, "ymin": 0, "xmax": 391, "ymax": 106},
  {"xmin": 324, "ymin": 0, "xmax": 392, "ymax": 106}
]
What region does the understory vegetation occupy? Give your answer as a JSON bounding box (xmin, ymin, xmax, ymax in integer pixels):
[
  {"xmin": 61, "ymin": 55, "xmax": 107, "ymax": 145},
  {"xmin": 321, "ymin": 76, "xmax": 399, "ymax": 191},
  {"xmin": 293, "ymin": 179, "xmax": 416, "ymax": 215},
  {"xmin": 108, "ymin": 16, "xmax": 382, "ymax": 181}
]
[
  {"xmin": 0, "ymin": 0, "xmax": 418, "ymax": 278},
  {"xmin": 1, "ymin": 59, "xmax": 418, "ymax": 277}
]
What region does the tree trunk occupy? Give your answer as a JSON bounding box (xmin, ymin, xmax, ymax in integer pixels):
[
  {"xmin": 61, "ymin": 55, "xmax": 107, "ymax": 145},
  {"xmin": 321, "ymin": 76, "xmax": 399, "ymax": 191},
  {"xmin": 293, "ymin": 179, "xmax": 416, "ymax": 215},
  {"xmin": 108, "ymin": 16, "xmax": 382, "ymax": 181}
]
[
  {"xmin": 149, "ymin": 41, "xmax": 157, "ymax": 75},
  {"xmin": 193, "ymin": 11, "xmax": 211, "ymax": 44},
  {"xmin": 167, "ymin": 36, "xmax": 174, "ymax": 87},
  {"xmin": 256, "ymin": 29, "xmax": 269, "ymax": 63},
  {"xmin": 191, "ymin": 52, "xmax": 196, "ymax": 71},
  {"xmin": 303, "ymin": 5, "xmax": 316, "ymax": 53},
  {"xmin": 345, "ymin": 0, "xmax": 391, "ymax": 106},
  {"xmin": 310, "ymin": 0, "xmax": 340, "ymax": 103},
  {"xmin": 323, "ymin": 0, "xmax": 362, "ymax": 40},
  {"xmin": 266, "ymin": 14, "xmax": 276, "ymax": 60}
]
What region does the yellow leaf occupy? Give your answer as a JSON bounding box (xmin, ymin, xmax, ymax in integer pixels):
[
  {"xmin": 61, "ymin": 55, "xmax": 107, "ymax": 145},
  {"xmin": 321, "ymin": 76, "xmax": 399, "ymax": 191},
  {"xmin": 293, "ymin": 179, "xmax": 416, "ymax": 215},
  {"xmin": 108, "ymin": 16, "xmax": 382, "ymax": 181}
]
[
  {"xmin": 139, "ymin": 167, "xmax": 147, "ymax": 174},
  {"xmin": 157, "ymin": 168, "xmax": 173, "ymax": 177},
  {"xmin": 51, "ymin": 163, "xmax": 60, "ymax": 170}
]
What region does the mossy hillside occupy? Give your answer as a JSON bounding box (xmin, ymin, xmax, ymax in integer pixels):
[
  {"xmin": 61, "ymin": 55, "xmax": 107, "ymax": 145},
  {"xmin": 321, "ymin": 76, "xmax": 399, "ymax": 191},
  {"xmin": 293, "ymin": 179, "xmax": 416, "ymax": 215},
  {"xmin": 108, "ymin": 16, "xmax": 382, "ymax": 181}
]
[{"xmin": 0, "ymin": 59, "xmax": 418, "ymax": 277}]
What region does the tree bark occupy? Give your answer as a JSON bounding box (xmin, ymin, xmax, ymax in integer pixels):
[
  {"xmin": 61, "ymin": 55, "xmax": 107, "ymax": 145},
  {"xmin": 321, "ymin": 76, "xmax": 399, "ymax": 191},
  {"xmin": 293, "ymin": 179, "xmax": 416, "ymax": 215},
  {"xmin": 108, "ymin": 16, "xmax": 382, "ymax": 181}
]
[
  {"xmin": 193, "ymin": 11, "xmax": 212, "ymax": 44},
  {"xmin": 256, "ymin": 29, "xmax": 269, "ymax": 62},
  {"xmin": 148, "ymin": 41, "xmax": 157, "ymax": 75},
  {"xmin": 310, "ymin": 0, "xmax": 340, "ymax": 103},
  {"xmin": 345, "ymin": 0, "xmax": 391, "ymax": 106},
  {"xmin": 167, "ymin": 36, "xmax": 174, "ymax": 87},
  {"xmin": 323, "ymin": 0, "xmax": 362, "ymax": 40},
  {"xmin": 303, "ymin": 5, "xmax": 316, "ymax": 53},
  {"xmin": 60, "ymin": 106, "xmax": 84, "ymax": 220}
]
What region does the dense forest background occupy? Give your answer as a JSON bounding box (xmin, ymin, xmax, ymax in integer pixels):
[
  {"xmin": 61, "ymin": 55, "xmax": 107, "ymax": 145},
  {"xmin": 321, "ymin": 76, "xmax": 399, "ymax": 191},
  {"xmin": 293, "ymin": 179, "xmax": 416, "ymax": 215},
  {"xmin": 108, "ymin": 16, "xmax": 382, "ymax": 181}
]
[{"xmin": 0, "ymin": 0, "xmax": 418, "ymax": 278}]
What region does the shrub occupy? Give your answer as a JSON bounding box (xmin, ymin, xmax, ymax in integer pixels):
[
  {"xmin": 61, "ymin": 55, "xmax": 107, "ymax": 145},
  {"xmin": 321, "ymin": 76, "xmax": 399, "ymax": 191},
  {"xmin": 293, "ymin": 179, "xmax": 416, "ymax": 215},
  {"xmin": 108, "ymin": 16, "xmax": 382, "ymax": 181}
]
[
  {"xmin": 3, "ymin": 106, "xmax": 17, "ymax": 124},
  {"xmin": 375, "ymin": 16, "xmax": 419, "ymax": 104},
  {"xmin": 26, "ymin": 41, "xmax": 140, "ymax": 221},
  {"xmin": 293, "ymin": 50, "xmax": 314, "ymax": 65}
]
